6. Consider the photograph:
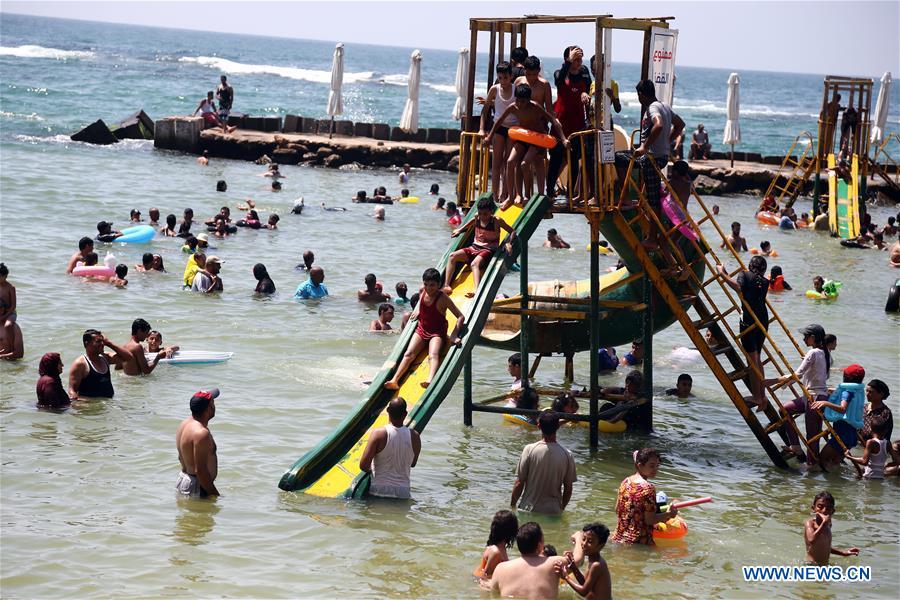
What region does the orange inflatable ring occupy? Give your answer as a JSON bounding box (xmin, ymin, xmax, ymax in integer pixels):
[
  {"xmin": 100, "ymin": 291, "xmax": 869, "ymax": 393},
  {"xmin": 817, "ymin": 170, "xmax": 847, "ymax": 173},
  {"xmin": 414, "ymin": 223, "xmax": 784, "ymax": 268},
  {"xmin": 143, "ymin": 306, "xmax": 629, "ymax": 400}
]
[
  {"xmin": 749, "ymin": 248, "xmax": 779, "ymax": 257},
  {"xmin": 653, "ymin": 514, "xmax": 688, "ymax": 540},
  {"xmin": 756, "ymin": 211, "xmax": 780, "ymax": 225},
  {"xmin": 508, "ymin": 127, "xmax": 557, "ymax": 149}
]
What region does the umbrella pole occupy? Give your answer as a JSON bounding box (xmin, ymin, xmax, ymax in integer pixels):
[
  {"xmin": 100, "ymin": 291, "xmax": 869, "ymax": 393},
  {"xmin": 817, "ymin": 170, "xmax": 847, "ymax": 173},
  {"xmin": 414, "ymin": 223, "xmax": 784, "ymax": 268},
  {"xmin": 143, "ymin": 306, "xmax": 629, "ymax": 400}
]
[
  {"xmin": 730, "ymin": 144, "xmax": 734, "ymax": 168},
  {"xmin": 329, "ymin": 116, "xmax": 334, "ymax": 139}
]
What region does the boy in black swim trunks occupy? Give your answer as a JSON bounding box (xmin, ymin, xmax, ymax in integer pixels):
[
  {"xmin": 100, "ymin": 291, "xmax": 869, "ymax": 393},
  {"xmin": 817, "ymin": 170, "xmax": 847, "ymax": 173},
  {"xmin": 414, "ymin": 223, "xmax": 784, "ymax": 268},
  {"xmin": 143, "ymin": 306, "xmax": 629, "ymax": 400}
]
[{"xmin": 485, "ymin": 84, "xmax": 568, "ymax": 209}]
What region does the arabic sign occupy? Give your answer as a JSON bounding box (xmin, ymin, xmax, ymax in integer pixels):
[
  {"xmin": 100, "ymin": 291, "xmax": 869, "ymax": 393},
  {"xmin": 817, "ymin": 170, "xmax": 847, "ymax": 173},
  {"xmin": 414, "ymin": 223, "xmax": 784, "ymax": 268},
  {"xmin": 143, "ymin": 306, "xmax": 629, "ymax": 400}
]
[
  {"xmin": 649, "ymin": 27, "xmax": 678, "ymax": 107},
  {"xmin": 599, "ymin": 130, "xmax": 615, "ymax": 164}
]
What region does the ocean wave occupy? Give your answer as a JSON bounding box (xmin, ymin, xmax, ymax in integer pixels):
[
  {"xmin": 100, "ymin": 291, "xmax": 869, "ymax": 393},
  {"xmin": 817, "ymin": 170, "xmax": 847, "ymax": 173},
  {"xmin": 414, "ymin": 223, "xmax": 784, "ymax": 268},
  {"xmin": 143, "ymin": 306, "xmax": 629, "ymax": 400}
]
[
  {"xmin": 0, "ymin": 110, "xmax": 44, "ymax": 121},
  {"xmin": 179, "ymin": 55, "xmax": 375, "ymax": 84},
  {"xmin": 13, "ymin": 134, "xmax": 153, "ymax": 150},
  {"xmin": 0, "ymin": 44, "xmax": 94, "ymax": 60}
]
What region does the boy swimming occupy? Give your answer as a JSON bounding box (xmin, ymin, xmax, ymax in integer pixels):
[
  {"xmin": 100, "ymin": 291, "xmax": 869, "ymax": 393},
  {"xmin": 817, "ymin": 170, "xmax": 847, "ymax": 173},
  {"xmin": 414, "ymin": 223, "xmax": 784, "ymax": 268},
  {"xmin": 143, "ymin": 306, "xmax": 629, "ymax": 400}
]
[
  {"xmin": 804, "ymin": 491, "xmax": 859, "ymax": 566},
  {"xmin": 369, "ymin": 303, "xmax": 395, "ymax": 332}
]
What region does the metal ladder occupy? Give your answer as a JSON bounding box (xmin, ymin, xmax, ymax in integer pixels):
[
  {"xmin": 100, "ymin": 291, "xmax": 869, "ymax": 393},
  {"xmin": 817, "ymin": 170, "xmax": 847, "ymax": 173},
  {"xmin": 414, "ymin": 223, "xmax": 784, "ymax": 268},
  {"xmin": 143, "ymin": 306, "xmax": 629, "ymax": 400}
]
[
  {"xmin": 606, "ymin": 155, "xmax": 858, "ymax": 470},
  {"xmin": 763, "ymin": 131, "xmax": 817, "ymax": 208}
]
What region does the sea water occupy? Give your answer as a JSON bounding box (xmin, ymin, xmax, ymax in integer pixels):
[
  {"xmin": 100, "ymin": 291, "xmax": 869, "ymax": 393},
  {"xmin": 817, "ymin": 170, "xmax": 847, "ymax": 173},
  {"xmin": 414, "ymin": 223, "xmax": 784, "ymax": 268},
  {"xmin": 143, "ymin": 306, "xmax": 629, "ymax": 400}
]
[{"xmin": 1, "ymin": 13, "xmax": 899, "ymax": 599}]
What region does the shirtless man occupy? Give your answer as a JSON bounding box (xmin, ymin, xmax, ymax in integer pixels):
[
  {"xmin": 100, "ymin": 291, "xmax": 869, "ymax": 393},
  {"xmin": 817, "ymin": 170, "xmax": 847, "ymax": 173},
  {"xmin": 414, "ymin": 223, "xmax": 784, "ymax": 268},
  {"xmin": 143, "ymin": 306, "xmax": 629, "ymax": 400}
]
[
  {"xmin": 67, "ymin": 237, "xmax": 95, "ymax": 273},
  {"xmin": 720, "ymin": 221, "xmax": 748, "ymax": 252},
  {"xmin": 491, "ymin": 522, "xmax": 564, "ymax": 599},
  {"xmin": 358, "ymin": 273, "xmax": 391, "ymax": 303},
  {"xmin": 175, "ymin": 388, "xmax": 221, "ymax": 497},
  {"xmin": 543, "ymin": 228, "xmax": 571, "ymax": 249},
  {"xmin": 68, "ymin": 329, "xmax": 131, "ymax": 400},
  {"xmin": 118, "ymin": 318, "xmax": 177, "ymax": 376},
  {"xmin": 485, "ymin": 83, "xmax": 568, "ymax": 208}
]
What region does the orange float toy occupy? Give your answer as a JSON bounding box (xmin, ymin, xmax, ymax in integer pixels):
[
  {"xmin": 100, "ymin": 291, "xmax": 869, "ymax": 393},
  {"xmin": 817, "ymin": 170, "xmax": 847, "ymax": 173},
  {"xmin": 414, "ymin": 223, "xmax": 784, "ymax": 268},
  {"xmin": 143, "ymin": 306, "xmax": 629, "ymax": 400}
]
[
  {"xmin": 508, "ymin": 127, "xmax": 558, "ymax": 149},
  {"xmin": 756, "ymin": 211, "xmax": 780, "ymax": 226}
]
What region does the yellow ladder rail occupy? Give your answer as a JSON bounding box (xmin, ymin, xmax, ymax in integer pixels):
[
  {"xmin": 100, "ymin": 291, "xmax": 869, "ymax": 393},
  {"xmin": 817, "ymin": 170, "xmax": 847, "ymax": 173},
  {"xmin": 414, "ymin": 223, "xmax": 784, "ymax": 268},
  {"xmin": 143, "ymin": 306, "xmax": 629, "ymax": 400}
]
[{"xmin": 763, "ymin": 131, "xmax": 816, "ymax": 207}]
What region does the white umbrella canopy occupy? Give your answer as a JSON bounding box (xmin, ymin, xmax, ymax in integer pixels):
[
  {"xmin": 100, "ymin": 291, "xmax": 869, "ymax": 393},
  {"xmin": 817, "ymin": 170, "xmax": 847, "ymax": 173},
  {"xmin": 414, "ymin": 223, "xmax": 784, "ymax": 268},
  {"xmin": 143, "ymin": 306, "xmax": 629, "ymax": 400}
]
[
  {"xmin": 870, "ymin": 71, "xmax": 892, "ymax": 145},
  {"xmin": 723, "ymin": 72, "xmax": 741, "ymax": 146},
  {"xmin": 400, "ymin": 50, "xmax": 422, "ymax": 133},
  {"xmin": 326, "ymin": 43, "xmax": 344, "ymax": 117},
  {"xmin": 451, "ymin": 47, "xmax": 469, "ymax": 121}
]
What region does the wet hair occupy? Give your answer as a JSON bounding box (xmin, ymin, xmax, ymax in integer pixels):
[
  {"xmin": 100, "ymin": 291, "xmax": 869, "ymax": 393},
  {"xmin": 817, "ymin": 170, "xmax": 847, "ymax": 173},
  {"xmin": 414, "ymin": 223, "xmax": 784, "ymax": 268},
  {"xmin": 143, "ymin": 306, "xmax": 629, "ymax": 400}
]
[
  {"xmin": 0, "ymin": 263, "xmax": 7, "ymax": 277},
  {"xmin": 770, "ymin": 265, "xmax": 783, "ymax": 278},
  {"xmin": 677, "ymin": 373, "xmax": 692, "ymax": 384},
  {"xmin": 889, "ymin": 216, "xmax": 896, "ymax": 225},
  {"xmin": 731, "ymin": 221, "xmax": 741, "ymax": 230},
  {"xmin": 523, "ymin": 56, "xmax": 541, "ymax": 72},
  {"xmin": 365, "ymin": 273, "xmax": 376, "ymax": 286},
  {"xmin": 476, "ymin": 196, "xmax": 496, "ymax": 212},
  {"xmin": 422, "ymin": 267, "xmax": 442, "ymax": 284},
  {"xmin": 142, "ymin": 253, "xmax": 153, "ymax": 267},
  {"xmin": 495, "ymin": 61, "xmax": 511, "ymax": 76},
  {"xmin": 547, "ymin": 228, "xmax": 557, "ymax": 237},
  {"xmin": 868, "ymin": 379, "xmax": 890, "ymax": 399},
  {"xmin": 216, "ymin": 180, "xmax": 227, "ymax": 192},
  {"xmin": 272, "ymin": 181, "xmax": 282, "ymax": 190},
  {"xmin": 510, "ymin": 47, "xmax": 529, "ymax": 64},
  {"xmin": 673, "ymin": 160, "xmax": 690, "ymax": 176},
  {"xmin": 625, "ymin": 370, "xmax": 644, "ymax": 388},
  {"xmin": 516, "ymin": 522, "xmax": 543, "ymax": 555},
  {"xmin": 400, "ymin": 188, "xmax": 409, "ymax": 197},
  {"xmin": 115, "ymin": 264, "xmax": 128, "ymax": 278},
  {"xmin": 185, "ymin": 236, "xmax": 198, "ymax": 248},
  {"xmin": 131, "ymin": 318, "xmax": 151, "ymax": 335},
  {"xmin": 486, "ymin": 510, "xmax": 519, "ymax": 548},
  {"xmin": 446, "ymin": 201, "xmax": 458, "ymax": 215},
  {"xmin": 436, "ymin": 197, "xmax": 446, "ymax": 209},
  {"xmin": 634, "ymin": 447, "xmax": 661, "ymax": 465},
  {"xmin": 537, "ymin": 411, "xmax": 560, "ymax": 435},
  {"xmin": 748, "ymin": 255, "xmax": 767, "ymax": 274},
  {"xmin": 252, "ymin": 263, "xmax": 269, "ymax": 280},
  {"xmin": 378, "ymin": 302, "xmax": 394, "ymax": 316},
  {"xmin": 551, "ymin": 393, "xmax": 578, "ymax": 413},
  {"xmin": 813, "ymin": 490, "xmax": 835, "ymax": 508},
  {"xmin": 542, "ymin": 544, "xmax": 557, "ymax": 557},
  {"xmin": 508, "ymin": 353, "xmax": 521, "ymax": 367},
  {"xmin": 582, "ymin": 522, "xmax": 610, "ymax": 546},
  {"xmin": 824, "ymin": 333, "xmax": 837, "ymax": 348},
  {"xmin": 130, "ymin": 208, "xmax": 141, "ymax": 218},
  {"xmin": 813, "ymin": 275, "xmax": 825, "ymax": 286},
  {"xmin": 166, "ymin": 214, "xmax": 177, "ymax": 227},
  {"xmin": 356, "ymin": 190, "xmax": 367, "ymax": 200},
  {"xmin": 409, "ymin": 292, "xmax": 420, "ymax": 309},
  {"xmin": 79, "ymin": 236, "xmax": 94, "ymax": 250},
  {"xmin": 563, "ymin": 45, "xmax": 582, "ymax": 61},
  {"xmin": 760, "ymin": 241, "xmax": 771, "ymax": 251},
  {"xmin": 248, "ymin": 210, "xmax": 260, "ymax": 221},
  {"xmin": 518, "ymin": 387, "xmax": 539, "ymax": 410},
  {"xmin": 83, "ymin": 252, "xmax": 98, "ymax": 266},
  {"xmin": 268, "ymin": 214, "xmax": 280, "ymax": 225},
  {"xmin": 635, "ymin": 79, "xmax": 657, "ymax": 99},
  {"xmin": 82, "ymin": 329, "xmax": 102, "ymax": 346},
  {"xmin": 514, "ymin": 83, "xmax": 532, "ymax": 100},
  {"xmin": 184, "ymin": 208, "xmax": 194, "ymax": 217},
  {"xmin": 378, "ymin": 186, "xmax": 387, "ymax": 196},
  {"xmin": 395, "ymin": 281, "xmax": 408, "ymax": 295},
  {"xmin": 96, "ymin": 221, "xmax": 111, "ymax": 233}
]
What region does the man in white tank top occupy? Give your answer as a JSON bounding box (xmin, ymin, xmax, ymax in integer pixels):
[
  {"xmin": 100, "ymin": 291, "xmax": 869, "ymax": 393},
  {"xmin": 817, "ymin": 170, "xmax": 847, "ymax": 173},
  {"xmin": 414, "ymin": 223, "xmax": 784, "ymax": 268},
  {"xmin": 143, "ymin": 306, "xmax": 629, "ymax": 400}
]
[{"xmin": 360, "ymin": 398, "xmax": 421, "ymax": 498}]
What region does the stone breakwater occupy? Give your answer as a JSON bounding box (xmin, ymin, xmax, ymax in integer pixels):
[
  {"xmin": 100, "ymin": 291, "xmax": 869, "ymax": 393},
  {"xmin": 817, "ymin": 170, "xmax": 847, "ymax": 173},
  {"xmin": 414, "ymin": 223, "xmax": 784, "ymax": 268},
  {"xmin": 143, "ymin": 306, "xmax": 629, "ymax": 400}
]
[{"xmin": 152, "ymin": 116, "xmax": 899, "ymax": 201}]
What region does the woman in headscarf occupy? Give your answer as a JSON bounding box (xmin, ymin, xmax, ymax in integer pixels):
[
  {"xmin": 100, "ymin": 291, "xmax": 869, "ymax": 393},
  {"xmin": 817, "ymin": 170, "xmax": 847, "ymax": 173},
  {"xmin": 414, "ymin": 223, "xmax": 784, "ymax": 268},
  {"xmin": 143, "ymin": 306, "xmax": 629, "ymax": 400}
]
[{"xmin": 36, "ymin": 352, "xmax": 70, "ymax": 408}]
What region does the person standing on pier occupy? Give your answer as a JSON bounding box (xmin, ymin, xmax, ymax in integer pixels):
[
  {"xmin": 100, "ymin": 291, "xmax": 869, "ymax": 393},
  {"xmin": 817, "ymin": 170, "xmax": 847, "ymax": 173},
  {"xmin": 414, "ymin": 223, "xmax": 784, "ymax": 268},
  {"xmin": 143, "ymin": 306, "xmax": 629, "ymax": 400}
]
[{"xmin": 216, "ymin": 75, "xmax": 233, "ymax": 124}]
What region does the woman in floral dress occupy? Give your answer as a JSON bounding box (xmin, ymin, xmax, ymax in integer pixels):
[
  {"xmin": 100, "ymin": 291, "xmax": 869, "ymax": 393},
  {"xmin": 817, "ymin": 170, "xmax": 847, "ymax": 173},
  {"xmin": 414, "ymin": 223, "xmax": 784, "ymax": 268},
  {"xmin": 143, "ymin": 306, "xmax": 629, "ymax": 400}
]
[{"xmin": 612, "ymin": 448, "xmax": 678, "ymax": 545}]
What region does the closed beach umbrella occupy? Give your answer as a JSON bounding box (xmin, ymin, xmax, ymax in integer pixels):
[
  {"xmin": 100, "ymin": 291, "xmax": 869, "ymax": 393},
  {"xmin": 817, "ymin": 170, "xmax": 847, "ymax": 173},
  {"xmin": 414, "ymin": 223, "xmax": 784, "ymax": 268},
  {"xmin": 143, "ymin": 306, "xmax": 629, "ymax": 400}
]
[
  {"xmin": 326, "ymin": 43, "xmax": 344, "ymax": 139},
  {"xmin": 870, "ymin": 71, "xmax": 892, "ymax": 145},
  {"xmin": 451, "ymin": 47, "xmax": 469, "ymax": 121},
  {"xmin": 723, "ymin": 72, "xmax": 741, "ymax": 167},
  {"xmin": 400, "ymin": 50, "xmax": 422, "ymax": 133}
]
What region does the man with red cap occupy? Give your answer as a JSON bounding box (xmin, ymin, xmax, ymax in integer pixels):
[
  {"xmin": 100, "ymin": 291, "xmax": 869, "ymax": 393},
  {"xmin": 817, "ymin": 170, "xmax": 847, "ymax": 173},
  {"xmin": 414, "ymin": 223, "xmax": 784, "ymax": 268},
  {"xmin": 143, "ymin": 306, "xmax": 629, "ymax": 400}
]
[{"xmin": 175, "ymin": 388, "xmax": 221, "ymax": 497}]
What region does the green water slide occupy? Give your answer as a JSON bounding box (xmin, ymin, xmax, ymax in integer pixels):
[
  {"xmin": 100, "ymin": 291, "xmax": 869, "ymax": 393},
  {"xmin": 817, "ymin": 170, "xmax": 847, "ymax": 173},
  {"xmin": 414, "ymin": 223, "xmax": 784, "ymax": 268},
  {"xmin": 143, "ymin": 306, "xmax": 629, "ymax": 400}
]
[{"xmin": 279, "ymin": 193, "xmax": 551, "ymax": 498}]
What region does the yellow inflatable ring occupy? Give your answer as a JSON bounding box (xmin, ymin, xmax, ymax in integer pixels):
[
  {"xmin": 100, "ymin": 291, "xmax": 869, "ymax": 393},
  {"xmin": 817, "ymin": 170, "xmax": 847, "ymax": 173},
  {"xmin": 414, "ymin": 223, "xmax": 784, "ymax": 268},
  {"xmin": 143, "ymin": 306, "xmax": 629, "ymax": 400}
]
[
  {"xmin": 805, "ymin": 290, "xmax": 838, "ymax": 300},
  {"xmin": 653, "ymin": 514, "xmax": 688, "ymax": 540},
  {"xmin": 502, "ymin": 413, "xmax": 625, "ymax": 432},
  {"xmin": 399, "ymin": 196, "xmax": 419, "ymax": 204},
  {"xmin": 508, "ymin": 127, "xmax": 558, "ymax": 149},
  {"xmin": 586, "ymin": 244, "xmax": 613, "ymax": 254}
]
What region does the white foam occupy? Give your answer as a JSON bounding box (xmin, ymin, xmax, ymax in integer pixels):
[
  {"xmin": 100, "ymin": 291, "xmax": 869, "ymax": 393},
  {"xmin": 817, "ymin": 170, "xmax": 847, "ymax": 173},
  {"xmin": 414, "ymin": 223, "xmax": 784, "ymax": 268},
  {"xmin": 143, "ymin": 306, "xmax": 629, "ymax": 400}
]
[
  {"xmin": 179, "ymin": 55, "xmax": 375, "ymax": 84},
  {"xmin": 13, "ymin": 134, "xmax": 153, "ymax": 151},
  {"xmin": 0, "ymin": 110, "xmax": 44, "ymax": 121},
  {"xmin": 0, "ymin": 45, "xmax": 94, "ymax": 60}
]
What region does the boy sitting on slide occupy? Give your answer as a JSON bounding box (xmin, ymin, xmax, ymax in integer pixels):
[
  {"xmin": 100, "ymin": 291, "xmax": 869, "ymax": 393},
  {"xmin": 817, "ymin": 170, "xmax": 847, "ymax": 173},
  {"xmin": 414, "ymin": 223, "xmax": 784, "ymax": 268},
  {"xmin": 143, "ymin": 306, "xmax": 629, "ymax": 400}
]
[
  {"xmin": 443, "ymin": 197, "xmax": 515, "ymax": 298},
  {"xmin": 484, "ymin": 84, "xmax": 568, "ymax": 209}
]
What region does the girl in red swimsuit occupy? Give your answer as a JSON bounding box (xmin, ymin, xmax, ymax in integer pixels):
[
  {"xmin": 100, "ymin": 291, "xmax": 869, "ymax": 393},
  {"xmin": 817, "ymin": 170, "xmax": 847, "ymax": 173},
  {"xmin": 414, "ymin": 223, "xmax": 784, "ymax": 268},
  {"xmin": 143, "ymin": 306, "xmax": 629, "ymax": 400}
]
[
  {"xmin": 385, "ymin": 268, "xmax": 465, "ymax": 390},
  {"xmin": 443, "ymin": 197, "xmax": 516, "ymax": 298}
]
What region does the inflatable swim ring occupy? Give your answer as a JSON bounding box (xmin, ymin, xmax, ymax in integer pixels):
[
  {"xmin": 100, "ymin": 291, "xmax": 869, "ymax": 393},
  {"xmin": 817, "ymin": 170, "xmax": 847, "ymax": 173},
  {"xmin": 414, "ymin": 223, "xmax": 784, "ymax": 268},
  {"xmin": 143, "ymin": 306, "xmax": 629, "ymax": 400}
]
[
  {"xmin": 502, "ymin": 412, "xmax": 625, "ymax": 432},
  {"xmin": 448, "ymin": 215, "xmax": 462, "ymax": 226},
  {"xmin": 72, "ymin": 265, "xmax": 114, "ymax": 279},
  {"xmin": 885, "ymin": 279, "xmax": 900, "ymax": 312},
  {"xmin": 755, "ymin": 211, "xmax": 779, "ymax": 226},
  {"xmin": 806, "ymin": 280, "xmax": 842, "ymax": 300},
  {"xmin": 586, "ymin": 244, "xmax": 614, "ymax": 254},
  {"xmin": 661, "ymin": 191, "xmax": 699, "ymax": 242},
  {"xmin": 508, "ymin": 127, "xmax": 558, "ymax": 149},
  {"xmin": 749, "ymin": 248, "xmax": 779, "ymax": 257},
  {"xmin": 145, "ymin": 350, "xmax": 233, "ymax": 365},
  {"xmin": 399, "ymin": 197, "xmax": 419, "ymax": 204},
  {"xmin": 653, "ymin": 514, "xmax": 688, "ymax": 540},
  {"xmin": 116, "ymin": 225, "xmax": 156, "ymax": 244}
]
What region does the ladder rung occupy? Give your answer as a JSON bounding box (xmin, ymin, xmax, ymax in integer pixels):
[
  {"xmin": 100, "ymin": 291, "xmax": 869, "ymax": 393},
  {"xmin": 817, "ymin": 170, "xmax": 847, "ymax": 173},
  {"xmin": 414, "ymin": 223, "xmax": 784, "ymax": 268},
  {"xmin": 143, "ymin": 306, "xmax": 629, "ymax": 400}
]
[
  {"xmin": 626, "ymin": 214, "xmax": 644, "ymax": 227},
  {"xmin": 765, "ymin": 416, "xmax": 792, "ymax": 434},
  {"xmin": 709, "ymin": 344, "xmax": 733, "ymax": 356},
  {"xmin": 807, "ymin": 430, "xmax": 829, "ymax": 444},
  {"xmin": 769, "ymin": 377, "xmax": 794, "ymax": 392},
  {"xmin": 736, "ymin": 324, "xmax": 758, "ymax": 338},
  {"xmin": 728, "ymin": 367, "xmax": 750, "ymax": 381},
  {"xmin": 692, "ymin": 305, "xmax": 738, "ymax": 329}
]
